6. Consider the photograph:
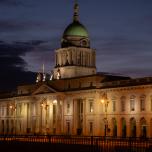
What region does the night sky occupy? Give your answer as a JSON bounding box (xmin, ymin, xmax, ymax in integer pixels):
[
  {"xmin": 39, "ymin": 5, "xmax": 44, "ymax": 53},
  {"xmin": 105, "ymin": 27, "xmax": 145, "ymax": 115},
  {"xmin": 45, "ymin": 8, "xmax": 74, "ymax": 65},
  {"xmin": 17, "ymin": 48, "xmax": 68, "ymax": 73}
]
[{"xmin": 0, "ymin": 0, "xmax": 152, "ymax": 91}]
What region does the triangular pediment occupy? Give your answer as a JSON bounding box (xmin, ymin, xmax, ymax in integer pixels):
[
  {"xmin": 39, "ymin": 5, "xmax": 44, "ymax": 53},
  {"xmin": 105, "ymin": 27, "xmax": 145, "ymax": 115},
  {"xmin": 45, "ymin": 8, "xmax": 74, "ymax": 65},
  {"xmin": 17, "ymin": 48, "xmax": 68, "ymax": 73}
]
[{"xmin": 32, "ymin": 84, "xmax": 57, "ymax": 95}]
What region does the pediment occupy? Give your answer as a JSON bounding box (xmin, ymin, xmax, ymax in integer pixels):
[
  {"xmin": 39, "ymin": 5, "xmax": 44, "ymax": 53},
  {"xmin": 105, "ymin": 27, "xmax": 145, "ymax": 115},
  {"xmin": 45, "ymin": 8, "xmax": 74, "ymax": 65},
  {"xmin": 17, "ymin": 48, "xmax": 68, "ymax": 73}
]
[{"xmin": 32, "ymin": 84, "xmax": 57, "ymax": 95}]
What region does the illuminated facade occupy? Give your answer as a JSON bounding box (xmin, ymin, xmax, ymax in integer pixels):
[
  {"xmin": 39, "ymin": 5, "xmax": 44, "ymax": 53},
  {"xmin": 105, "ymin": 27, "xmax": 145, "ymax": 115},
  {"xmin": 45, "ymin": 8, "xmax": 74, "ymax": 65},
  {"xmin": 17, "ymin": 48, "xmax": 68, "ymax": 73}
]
[{"xmin": 0, "ymin": 2, "xmax": 152, "ymax": 138}]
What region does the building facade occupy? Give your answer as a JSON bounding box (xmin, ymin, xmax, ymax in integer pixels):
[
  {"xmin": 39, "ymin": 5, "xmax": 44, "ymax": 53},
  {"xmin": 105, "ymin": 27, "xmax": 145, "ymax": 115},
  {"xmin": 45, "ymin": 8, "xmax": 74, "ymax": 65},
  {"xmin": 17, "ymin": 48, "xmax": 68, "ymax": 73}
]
[{"xmin": 0, "ymin": 2, "xmax": 152, "ymax": 138}]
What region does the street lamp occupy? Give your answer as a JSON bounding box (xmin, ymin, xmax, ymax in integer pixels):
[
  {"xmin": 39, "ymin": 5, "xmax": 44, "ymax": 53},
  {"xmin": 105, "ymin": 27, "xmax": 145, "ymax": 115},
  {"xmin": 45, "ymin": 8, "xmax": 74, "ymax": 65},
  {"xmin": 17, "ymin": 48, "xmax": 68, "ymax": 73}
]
[
  {"xmin": 101, "ymin": 92, "xmax": 109, "ymax": 137},
  {"xmin": 9, "ymin": 103, "xmax": 16, "ymax": 135}
]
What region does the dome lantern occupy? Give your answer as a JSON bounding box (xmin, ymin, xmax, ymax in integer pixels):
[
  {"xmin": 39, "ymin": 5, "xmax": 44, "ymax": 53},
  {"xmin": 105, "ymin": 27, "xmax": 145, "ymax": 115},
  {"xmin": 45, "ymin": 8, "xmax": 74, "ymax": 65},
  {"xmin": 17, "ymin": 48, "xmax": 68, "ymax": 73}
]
[{"xmin": 73, "ymin": 0, "xmax": 79, "ymax": 22}]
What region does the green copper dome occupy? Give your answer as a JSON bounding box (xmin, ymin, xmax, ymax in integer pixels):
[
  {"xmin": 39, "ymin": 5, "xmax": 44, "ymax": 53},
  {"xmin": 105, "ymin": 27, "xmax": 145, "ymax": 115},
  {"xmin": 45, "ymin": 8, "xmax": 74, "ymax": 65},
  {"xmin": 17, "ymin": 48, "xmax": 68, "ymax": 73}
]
[
  {"xmin": 63, "ymin": 21, "xmax": 89, "ymax": 37},
  {"xmin": 61, "ymin": 2, "xmax": 90, "ymax": 48}
]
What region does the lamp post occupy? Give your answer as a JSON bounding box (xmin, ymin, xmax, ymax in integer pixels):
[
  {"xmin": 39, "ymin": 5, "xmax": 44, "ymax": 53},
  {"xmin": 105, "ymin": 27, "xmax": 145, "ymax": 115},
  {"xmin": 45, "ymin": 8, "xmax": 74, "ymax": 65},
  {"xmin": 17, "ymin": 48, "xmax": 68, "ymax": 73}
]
[
  {"xmin": 9, "ymin": 103, "xmax": 16, "ymax": 135},
  {"xmin": 101, "ymin": 92, "xmax": 109, "ymax": 137},
  {"xmin": 40, "ymin": 100, "xmax": 49, "ymax": 134}
]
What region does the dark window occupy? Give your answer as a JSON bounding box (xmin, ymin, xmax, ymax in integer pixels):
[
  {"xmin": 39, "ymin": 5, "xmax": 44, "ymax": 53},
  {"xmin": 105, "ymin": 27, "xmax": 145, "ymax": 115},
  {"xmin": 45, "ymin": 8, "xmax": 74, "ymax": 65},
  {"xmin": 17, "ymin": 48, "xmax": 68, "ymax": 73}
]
[
  {"xmin": 121, "ymin": 96, "xmax": 126, "ymax": 112},
  {"xmin": 140, "ymin": 95, "xmax": 145, "ymax": 111},
  {"xmin": 130, "ymin": 96, "xmax": 135, "ymax": 111},
  {"xmin": 67, "ymin": 103, "xmax": 70, "ymax": 114}
]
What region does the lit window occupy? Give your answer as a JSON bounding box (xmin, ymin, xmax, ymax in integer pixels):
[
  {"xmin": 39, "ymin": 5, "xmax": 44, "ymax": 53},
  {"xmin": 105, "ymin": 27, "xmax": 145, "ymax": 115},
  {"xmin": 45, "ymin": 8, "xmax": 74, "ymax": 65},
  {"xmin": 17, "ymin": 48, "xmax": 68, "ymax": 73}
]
[
  {"xmin": 140, "ymin": 95, "xmax": 145, "ymax": 111},
  {"xmin": 121, "ymin": 96, "xmax": 126, "ymax": 112},
  {"xmin": 130, "ymin": 95, "xmax": 135, "ymax": 111},
  {"xmin": 89, "ymin": 100, "xmax": 93, "ymax": 113}
]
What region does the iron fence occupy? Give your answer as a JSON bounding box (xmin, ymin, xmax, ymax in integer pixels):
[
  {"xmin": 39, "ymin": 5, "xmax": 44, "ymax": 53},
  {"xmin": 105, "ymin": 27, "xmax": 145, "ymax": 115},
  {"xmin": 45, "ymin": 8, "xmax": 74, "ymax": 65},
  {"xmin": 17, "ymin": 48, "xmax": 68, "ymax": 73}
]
[{"xmin": 0, "ymin": 135, "xmax": 152, "ymax": 152}]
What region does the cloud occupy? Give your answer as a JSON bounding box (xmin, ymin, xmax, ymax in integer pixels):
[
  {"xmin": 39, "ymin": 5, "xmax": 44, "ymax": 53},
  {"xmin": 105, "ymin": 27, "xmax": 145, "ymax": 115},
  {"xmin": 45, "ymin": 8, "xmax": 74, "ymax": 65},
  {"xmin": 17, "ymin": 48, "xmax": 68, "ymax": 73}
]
[
  {"xmin": 0, "ymin": 40, "xmax": 48, "ymax": 91},
  {"xmin": 21, "ymin": 38, "xmax": 59, "ymax": 72},
  {"xmin": 0, "ymin": 40, "xmax": 5, "ymax": 44}
]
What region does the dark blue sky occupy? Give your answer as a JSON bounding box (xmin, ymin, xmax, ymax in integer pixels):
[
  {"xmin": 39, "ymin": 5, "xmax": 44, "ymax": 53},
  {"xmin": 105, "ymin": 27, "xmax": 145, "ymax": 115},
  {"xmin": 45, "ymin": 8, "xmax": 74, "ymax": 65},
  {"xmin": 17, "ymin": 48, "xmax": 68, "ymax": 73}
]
[{"xmin": 0, "ymin": 0, "xmax": 152, "ymax": 90}]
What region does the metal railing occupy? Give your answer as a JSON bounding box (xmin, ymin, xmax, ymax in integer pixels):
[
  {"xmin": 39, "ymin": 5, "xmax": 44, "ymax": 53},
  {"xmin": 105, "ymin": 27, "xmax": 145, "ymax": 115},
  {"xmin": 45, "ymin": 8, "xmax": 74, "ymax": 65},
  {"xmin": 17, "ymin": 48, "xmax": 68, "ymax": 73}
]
[{"xmin": 0, "ymin": 135, "xmax": 152, "ymax": 152}]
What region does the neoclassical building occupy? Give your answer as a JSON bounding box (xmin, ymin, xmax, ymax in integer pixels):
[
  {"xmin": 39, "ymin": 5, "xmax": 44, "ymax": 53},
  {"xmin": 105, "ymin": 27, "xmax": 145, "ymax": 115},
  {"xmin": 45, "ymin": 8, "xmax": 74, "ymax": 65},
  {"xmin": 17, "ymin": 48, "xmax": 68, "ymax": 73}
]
[{"xmin": 0, "ymin": 2, "xmax": 152, "ymax": 138}]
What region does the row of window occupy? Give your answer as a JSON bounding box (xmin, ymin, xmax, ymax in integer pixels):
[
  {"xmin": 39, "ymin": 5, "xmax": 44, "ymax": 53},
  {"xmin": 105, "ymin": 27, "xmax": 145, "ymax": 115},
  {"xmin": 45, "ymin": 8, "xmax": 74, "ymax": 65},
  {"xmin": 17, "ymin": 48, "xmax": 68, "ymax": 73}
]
[
  {"xmin": 66, "ymin": 96, "xmax": 152, "ymax": 114},
  {"xmin": 0, "ymin": 95, "xmax": 152, "ymax": 116},
  {"xmin": 113, "ymin": 95, "xmax": 150, "ymax": 112}
]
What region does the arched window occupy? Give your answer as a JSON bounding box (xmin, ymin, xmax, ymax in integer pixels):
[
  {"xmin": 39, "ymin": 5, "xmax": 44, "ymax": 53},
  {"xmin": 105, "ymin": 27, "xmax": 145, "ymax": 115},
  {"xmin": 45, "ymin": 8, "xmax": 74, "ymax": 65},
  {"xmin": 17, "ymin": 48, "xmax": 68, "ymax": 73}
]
[
  {"xmin": 130, "ymin": 95, "xmax": 135, "ymax": 111},
  {"xmin": 140, "ymin": 95, "xmax": 146, "ymax": 111},
  {"xmin": 121, "ymin": 118, "xmax": 126, "ymax": 137},
  {"xmin": 140, "ymin": 117, "xmax": 147, "ymax": 138},
  {"xmin": 112, "ymin": 118, "xmax": 117, "ymax": 137},
  {"xmin": 120, "ymin": 96, "xmax": 126, "ymax": 112},
  {"xmin": 130, "ymin": 118, "xmax": 136, "ymax": 137}
]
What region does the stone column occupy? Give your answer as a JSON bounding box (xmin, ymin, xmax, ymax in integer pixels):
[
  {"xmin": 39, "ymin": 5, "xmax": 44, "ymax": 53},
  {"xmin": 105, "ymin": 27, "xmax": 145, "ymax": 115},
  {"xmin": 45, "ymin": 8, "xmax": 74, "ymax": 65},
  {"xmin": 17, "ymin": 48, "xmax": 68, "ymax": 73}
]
[
  {"xmin": 55, "ymin": 52, "xmax": 57, "ymax": 65},
  {"xmin": 72, "ymin": 49, "xmax": 74, "ymax": 65},
  {"xmin": 82, "ymin": 99, "xmax": 86, "ymax": 135},
  {"xmin": 56, "ymin": 100, "xmax": 62, "ymax": 134},
  {"xmin": 87, "ymin": 52, "xmax": 89, "ymax": 66},
  {"xmin": 75, "ymin": 49, "xmax": 77, "ymax": 65},
  {"xmin": 22, "ymin": 103, "xmax": 27, "ymax": 134},
  {"xmin": 63, "ymin": 53, "xmax": 66, "ymax": 65},
  {"xmin": 61, "ymin": 100, "xmax": 64, "ymax": 134},
  {"xmin": 83, "ymin": 51, "xmax": 85, "ymax": 66},
  {"xmin": 89, "ymin": 52, "xmax": 91, "ymax": 66},
  {"xmin": 61, "ymin": 53, "xmax": 63, "ymax": 65},
  {"xmin": 147, "ymin": 119, "xmax": 150, "ymax": 138},
  {"xmin": 73, "ymin": 99, "xmax": 77, "ymax": 135},
  {"xmin": 26, "ymin": 102, "xmax": 31, "ymax": 133},
  {"xmin": 60, "ymin": 52, "xmax": 63, "ymax": 65},
  {"xmin": 86, "ymin": 53, "xmax": 88, "ymax": 66},
  {"xmin": 68, "ymin": 51, "xmax": 71, "ymax": 64},
  {"xmin": 49, "ymin": 102, "xmax": 53, "ymax": 134}
]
